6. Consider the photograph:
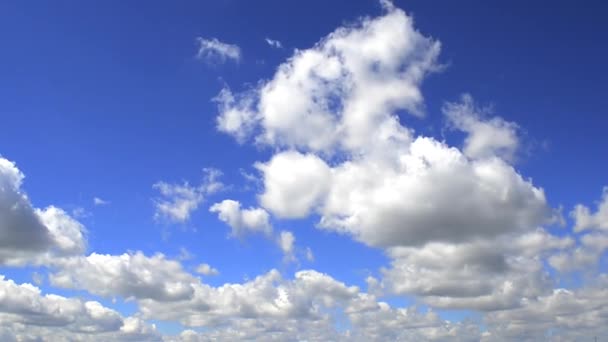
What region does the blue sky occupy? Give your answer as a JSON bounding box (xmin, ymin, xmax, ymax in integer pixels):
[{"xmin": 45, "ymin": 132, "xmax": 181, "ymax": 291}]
[{"xmin": 0, "ymin": 0, "xmax": 607, "ymax": 340}]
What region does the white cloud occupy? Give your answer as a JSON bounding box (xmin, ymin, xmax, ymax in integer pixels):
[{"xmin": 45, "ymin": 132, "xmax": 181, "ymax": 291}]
[
  {"xmin": 257, "ymin": 138, "xmax": 551, "ymax": 248},
  {"xmin": 264, "ymin": 37, "xmax": 282, "ymax": 48},
  {"xmin": 548, "ymin": 232, "xmax": 608, "ymax": 272},
  {"xmin": 196, "ymin": 37, "xmax": 241, "ymax": 63},
  {"xmin": 571, "ymin": 186, "xmax": 608, "ymax": 232},
  {"xmin": 277, "ymin": 230, "xmax": 295, "ymax": 262},
  {"xmin": 93, "ymin": 197, "xmax": 109, "ymax": 206},
  {"xmin": 0, "ymin": 275, "xmax": 160, "ymax": 341},
  {"xmin": 209, "ymin": 199, "xmax": 272, "ymax": 237},
  {"xmin": 0, "ymin": 157, "xmax": 86, "ymax": 266},
  {"xmin": 444, "ymin": 94, "xmax": 520, "ymax": 161},
  {"xmin": 255, "ymin": 151, "xmax": 331, "ymax": 218},
  {"xmin": 153, "ymin": 168, "xmax": 224, "ymax": 223},
  {"xmin": 483, "ymin": 279, "xmax": 608, "ymax": 340},
  {"xmin": 212, "ymin": 3, "xmax": 573, "ymax": 322},
  {"xmin": 140, "ymin": 268, "xmax": 481, "ymax": 341},
  {"xmin": 49, "ymin": 252, "xmax": 198, "ymax": 302},
  {"xmin": 381, "ymin": 229, "xmax": 572, "ymax": 311},
  {"xmin": 195, "ymin": 263, "xmax": 219, "ymax": 276},
  {"xmin": 305, "ymin": 247, "xmax": 315, "ymax": 262},
  {"xmin": 215, "ymin": 6, "xmax": 440, "ymax": 154}
]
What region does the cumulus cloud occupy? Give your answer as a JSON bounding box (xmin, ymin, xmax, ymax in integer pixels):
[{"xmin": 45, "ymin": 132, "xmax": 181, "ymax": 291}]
[
  {"xmin": 0, "ymin": 157, "xmax": 86, "ymax": 266},
  {"xmin": 571, "ymin": 186, "xmax": 608, "ymax": 232},
  {"xmin": 444, "ymin": 94, "xmax": 520, "ymax": 161},
  {"xmin": 257, "ymin": 138, "xmax": 551, "ymax": 248},
  {"xmin": 212, "ymin": 2, "xmax": 573, "ymax": 324},
  {"xmin": 381, "ymin": 229, "xmax": 573, "ymax": 311},
  {"xmin": 153, "ymin": 168, "xmax": 224, "ymax": 223},
  {"xmin": 0, "ymin": 275, "xmax": 160, "ymax": 341},
  {"xmin": 483, "ymin": 279, "xmax": 608, "ymax": 341},
  {"xmin": 215, "ymin": 5, "xmax": 440, "ymax": 154},
  {"xmin": 195, "ymin": 37, "xmax": 241, "ymax": 63},
  {"xmin": 49, "ymin": 252, "xmax": 198, "ymax": 301},
  {"xmin": 139, "ymin": 268, "xmax": 481, "ymax": 341},
  {"xmin": 209, "ymin": 199, "xmax": 272, "ymax": 237}
]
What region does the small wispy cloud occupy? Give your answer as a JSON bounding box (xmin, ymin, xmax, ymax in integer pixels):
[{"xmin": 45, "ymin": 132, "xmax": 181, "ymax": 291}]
[
  {"xmin": 265, "ymin": 37, "xmax": 282, "ymax": 49},
  {"xmin": 196, "ymin": 37, "xmax": 241, "ymax": 63},
  {"xmin": 93, "ymin": 197, "xmax": 109, "ymax": 206},
  {"xmin": 153, "ymin": 168, "xmax": 224, "ymax": 224}
]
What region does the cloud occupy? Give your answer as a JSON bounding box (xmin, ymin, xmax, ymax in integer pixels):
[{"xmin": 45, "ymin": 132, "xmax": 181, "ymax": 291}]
[
  {"xmin": 548, "ymin": 232, "xmax": 608, "ymax": 272},
  {"xmin": 212, "ymin": 2, "xmax": 574, "ymax": 323},
  {"xmin": 215, "ymin": 6, "xmax": 440, "ymax": 154},
  {"xmin": 277, "ymin": 230, "xmax": 295, "ymax": 262},
  {"xmin": 139, "ymin": 268, "xmax": 481, "ymax": 341},
  {"xmin": 195, "ymin": 37, "xmax": 241, "ymax": 63},
  {"xmin": 483, "ymin": 279, "xmax": 608, "ymax": 340},
  {"xmin": 93, "ymin": 197, "xmax": 109, "ymax": 206},
  {"xmin": 257, "ymin": 138, "xmax": 551, "ymax": 248},
  {"xmin": 0, "ymin": 157, "xmax": 86, "ymax": 266},
  {"xmin": 381, "ymin": 229, "xmax": 572, "ymax": 311},
  {"xmin": 265, "ymin": 37, "xmax": 282, "ymax": 48},
  {"xmin": 49, "ymin": 252, "xmax": 198, "ymax": 301},
  {"xmin": 153, "ymin": 168, "xmax": 224, "ymax": 223},
  {"xmin": 444, "ymin": 94, "xmax": 520, "ymax": 161},
  {"xmin": 255, "ymin": 151, "xmax": 331, "ymax": 218},
  {"xmin": 195, "ymin": 263, "xmax": 219, "ymax": 276},
  {"xmin": 571, "ymin": 186, "xmax": 608, "ymax": 232},
  {"xmin": 305, "ymin": 247, "xmax": 315, "ymax": 262},
  {"xmin": 0, "ymin": 275, "xmax": 160, "ymax": 340},
  {"xmin": 209, "ymin": 199, "xmax": 272, "ymax": 237}
]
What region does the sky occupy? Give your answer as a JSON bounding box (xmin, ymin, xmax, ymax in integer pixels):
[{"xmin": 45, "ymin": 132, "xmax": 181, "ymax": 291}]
[{"xmin": 0, "ymin": 0, "xmax": 607, "ymax": 340}]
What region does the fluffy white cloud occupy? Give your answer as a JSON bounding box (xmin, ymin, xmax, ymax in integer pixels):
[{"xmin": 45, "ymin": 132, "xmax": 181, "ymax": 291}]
[
  {"xmin": 212, "ymin": 2, "xmax": 568, "ymax": 321},
  {"xmin": 0, "ymin": 275, "xmax": 160, "ymax": 341},
  {"xmin": 255, "ymin": 151, "xmax": 331, "ymax": 218},
  {"xmin": 195, "ymin": 263, "xmax": 219, "ymax": 276},
  {"xmin": 153, "ymin": 168, "xmax": 224, "ymax": 223},
  {"xmin": 140, "ymin": 268, "xmax": 481, "ymax": 341},
  {"xmin": 49, "ymin": 252, "xmax": 198, "ymax": 301},
  {"xmin": 209, "ymin": 199, "xmax": 272, "ymax": 237},
  {"xmin": 0, "ymin": 157, "xmax": 86, "ymax": 266},
  {"xmin": 257, "ymin": 138, "xmax": 551, "ymax": 248},
  {"xmin": 215, "ymin": 5, "xmax": 439, "ymax": 155},
  {"xmin": 571, "ymin": 186, "xmax": 608, "ymax": 232},
  {"xmin": 444, "ymin": 94, "xmax": 520, "ymax": 161},
  {"xmin": 195, "ymin": 37, "xmax": 241, "ymax": 63}
]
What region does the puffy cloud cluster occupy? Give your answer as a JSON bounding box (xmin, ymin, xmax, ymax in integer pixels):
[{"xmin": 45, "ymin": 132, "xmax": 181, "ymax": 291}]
[
  {"xmin": 212, "ymin": 3, "xmax": 590, "ymax": 337},
  {"xmin": 483, "ymin": 278, "xmax": 608, "ymax": 341},
  {"xmin": 140, "ymin": 268, "xmax": 482, "ymax": 341},
  {"xmin": 49, "ymin": 252, "xmax": 199, "ymax": 301},
  {"xmin": 0, "ymin": 275, "xmax": 160, "ymax": 341}
]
